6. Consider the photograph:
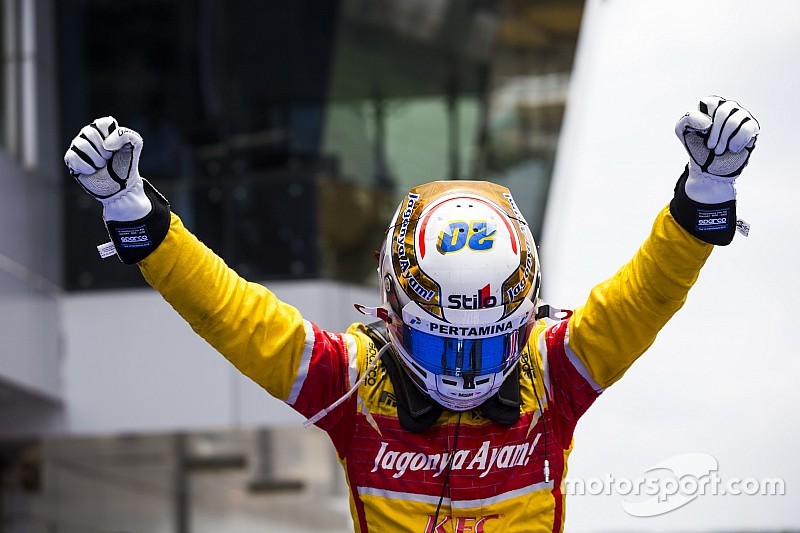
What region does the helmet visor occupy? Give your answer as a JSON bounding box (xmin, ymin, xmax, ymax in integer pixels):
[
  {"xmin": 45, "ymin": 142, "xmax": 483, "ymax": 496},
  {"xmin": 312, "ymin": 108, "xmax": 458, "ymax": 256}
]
[{"xmin": 398, "ymin": 322, "xmax": 527, "ymax": 377}]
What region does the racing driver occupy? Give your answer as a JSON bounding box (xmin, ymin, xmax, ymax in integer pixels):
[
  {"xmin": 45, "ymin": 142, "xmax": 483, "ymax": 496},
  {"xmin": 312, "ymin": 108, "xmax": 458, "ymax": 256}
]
[{"xmin": 64, "ymin": 96, "xmax": 759, "ymax": 532}]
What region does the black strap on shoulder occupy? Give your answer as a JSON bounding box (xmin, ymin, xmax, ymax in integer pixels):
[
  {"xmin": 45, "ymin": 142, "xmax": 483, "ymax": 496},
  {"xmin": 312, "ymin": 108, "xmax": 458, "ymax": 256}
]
[
  {"xmin": 363, "ymin": 321, "xmax": 521, "ymax": 431},
  {"xmin": 364, "ymin": 321, "xmax": 442, "ymax": 432},
  {"xmin": 479, "ymin": 365, "xmax": 521, "ymax": 425},
  {"xmin": 363, "ymin": 320, "xmax": 391, "ymax": 348}
]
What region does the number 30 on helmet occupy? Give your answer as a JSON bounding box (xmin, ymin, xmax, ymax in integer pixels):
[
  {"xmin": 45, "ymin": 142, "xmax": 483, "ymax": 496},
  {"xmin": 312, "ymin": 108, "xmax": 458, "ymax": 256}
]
[{"xmin": 378, "ymin": 181, "xmax": 541, "ymax": 411}]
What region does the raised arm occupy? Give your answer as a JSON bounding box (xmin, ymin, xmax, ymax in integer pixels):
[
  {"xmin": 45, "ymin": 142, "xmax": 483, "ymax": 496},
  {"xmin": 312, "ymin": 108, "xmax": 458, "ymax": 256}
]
[
  {"xmin": 566, "ymin": 96, "xmax": 759, "ymax": 390},
  {"xmin": 63, "ymin": 119, "xmax": 358, "ymax": 421}
]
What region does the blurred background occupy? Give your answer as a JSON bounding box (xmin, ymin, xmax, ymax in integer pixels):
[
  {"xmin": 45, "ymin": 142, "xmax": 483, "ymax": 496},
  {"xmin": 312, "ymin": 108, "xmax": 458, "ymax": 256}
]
[{"xmin": 0, "ymin": 0, "xmax": 797, "ymax": 531}]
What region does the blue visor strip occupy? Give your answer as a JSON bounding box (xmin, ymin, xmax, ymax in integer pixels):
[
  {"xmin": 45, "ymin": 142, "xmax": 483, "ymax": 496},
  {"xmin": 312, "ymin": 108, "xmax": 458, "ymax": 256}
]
[{"xmin": 402, "ymin": 325, "xmax": 512, "ymax": 376}]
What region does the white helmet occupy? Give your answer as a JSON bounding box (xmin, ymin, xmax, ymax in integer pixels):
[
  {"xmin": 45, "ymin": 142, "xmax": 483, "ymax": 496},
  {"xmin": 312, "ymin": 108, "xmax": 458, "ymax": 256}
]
[{"xmin": 378, "ymin": 181, "xmax": 541, "ymax": 411}]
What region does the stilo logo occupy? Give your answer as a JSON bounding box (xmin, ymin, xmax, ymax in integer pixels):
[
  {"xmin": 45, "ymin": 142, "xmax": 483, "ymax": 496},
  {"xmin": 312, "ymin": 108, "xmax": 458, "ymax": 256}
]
[
  {"xmin": 447, "ymin": 284, "xmax": 496, "ymax": 309},
  {"xmin": 423, "ymin": 514, "xmax": 500, "ymax": 533}
]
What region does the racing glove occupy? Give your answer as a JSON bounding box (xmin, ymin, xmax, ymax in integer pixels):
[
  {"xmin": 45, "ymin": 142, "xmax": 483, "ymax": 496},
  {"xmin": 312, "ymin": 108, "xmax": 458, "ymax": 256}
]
[
  {"xmin": 64, "ymin": 117, "xmax": 170, "ymax": 264},
  {"xmin": 671, "ymin": 96, "xmax": 759, "ymax": 245}
]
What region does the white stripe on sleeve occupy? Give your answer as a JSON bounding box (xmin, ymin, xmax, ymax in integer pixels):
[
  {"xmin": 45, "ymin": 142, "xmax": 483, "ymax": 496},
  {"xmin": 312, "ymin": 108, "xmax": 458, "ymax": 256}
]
[
  {"xmin": 345, "ymin": 333, "xmax": 360, "ymax": 389},
  {"xmin": 563, "ymin": 325, "xmax": 603, "ymax": 392},
  {"xmin": 287, "ymin": 319, "xmax": 315, "ymax": 406}
]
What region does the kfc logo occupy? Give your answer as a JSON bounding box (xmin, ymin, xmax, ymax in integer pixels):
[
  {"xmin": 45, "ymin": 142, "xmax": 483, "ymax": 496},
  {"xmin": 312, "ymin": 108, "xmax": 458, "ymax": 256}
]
[{"xmin": 423, "ymin": 514, "xmax": 501, "ymax": 533}]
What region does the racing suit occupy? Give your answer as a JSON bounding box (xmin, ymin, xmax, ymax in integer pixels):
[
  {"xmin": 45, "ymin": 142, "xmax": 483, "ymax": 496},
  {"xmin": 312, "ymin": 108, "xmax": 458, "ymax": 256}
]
[{"xmin": 138, "ymin": 205, "xmax": 711, "ymax": 533}]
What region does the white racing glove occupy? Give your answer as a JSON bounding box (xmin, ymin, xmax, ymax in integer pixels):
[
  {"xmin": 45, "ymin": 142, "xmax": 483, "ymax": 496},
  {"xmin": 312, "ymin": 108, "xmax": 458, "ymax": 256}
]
[
  {"xmin": 64, "ymin": 117, "xmax": 170, "ymax": 264},
  {"xmin": 671, "ymin": 96, "xmax": 759, "ymax": 245}
]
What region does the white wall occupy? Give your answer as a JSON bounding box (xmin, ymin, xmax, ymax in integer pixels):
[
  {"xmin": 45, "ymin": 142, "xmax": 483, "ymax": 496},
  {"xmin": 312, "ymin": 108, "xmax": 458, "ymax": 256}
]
[
  {"xmin": 60, "ymin": 280, "xmax": 376, "ymax": 436},
  {"xmin": 542, "ymin": 0, "xmax": 799, "ymax": 531}
]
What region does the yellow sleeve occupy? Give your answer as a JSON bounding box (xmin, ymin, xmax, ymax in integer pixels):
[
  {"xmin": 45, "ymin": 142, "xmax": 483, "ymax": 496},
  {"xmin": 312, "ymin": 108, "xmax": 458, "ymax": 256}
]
[
  {"xmin": 568, "ymin": 205, "xmax": 713, "ymax": 389},
  {"xmin": 138, "ymin": 213, "xmax": 309, "ymax": 401}
]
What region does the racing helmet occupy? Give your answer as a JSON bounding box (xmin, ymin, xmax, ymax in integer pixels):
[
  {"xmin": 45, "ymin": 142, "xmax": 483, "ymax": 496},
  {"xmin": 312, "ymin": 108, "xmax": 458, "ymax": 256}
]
[{"xmin": 378, "ymin": 181, "xmax": 541, "ymax": 411}]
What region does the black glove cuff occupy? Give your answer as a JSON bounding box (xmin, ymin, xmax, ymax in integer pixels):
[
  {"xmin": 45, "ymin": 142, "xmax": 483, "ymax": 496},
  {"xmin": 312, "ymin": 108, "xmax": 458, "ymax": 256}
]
[
  {"xmin": 105, "ymin": 179, "xmax": 171, "ymax": 264},
  {"xmin": 669, "ymin": 167, "xmax": 736, "ymax": 246}
]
